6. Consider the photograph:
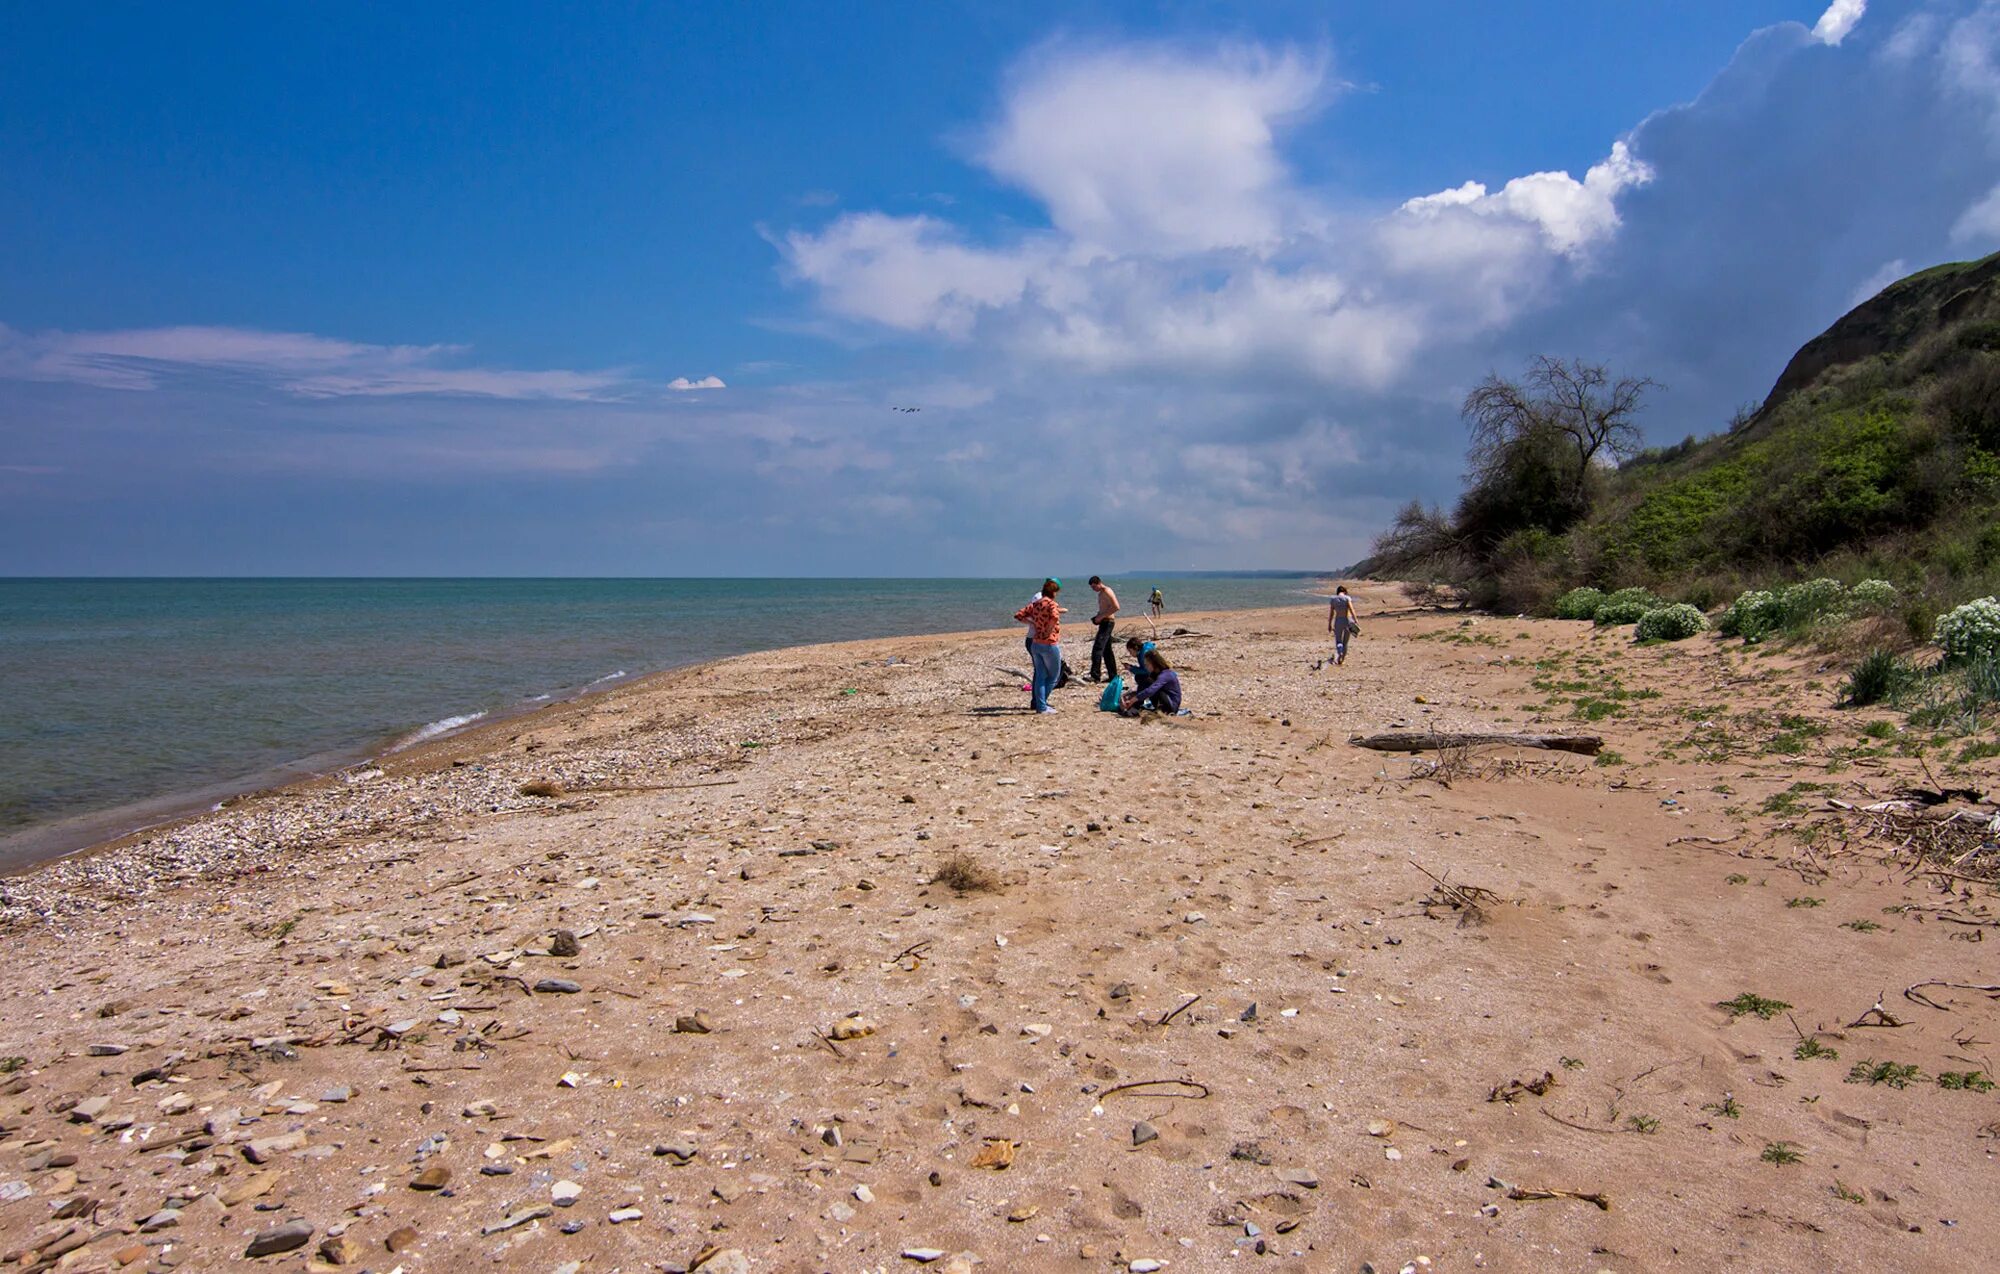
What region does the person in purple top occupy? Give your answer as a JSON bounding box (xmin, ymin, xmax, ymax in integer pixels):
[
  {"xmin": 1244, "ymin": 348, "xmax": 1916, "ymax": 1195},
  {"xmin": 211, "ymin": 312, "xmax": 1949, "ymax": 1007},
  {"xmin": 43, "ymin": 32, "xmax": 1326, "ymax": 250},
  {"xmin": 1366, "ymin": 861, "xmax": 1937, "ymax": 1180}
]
[{"xmin": 1119, "ymin": 647, "xmax": 1181, "ymax": 716}]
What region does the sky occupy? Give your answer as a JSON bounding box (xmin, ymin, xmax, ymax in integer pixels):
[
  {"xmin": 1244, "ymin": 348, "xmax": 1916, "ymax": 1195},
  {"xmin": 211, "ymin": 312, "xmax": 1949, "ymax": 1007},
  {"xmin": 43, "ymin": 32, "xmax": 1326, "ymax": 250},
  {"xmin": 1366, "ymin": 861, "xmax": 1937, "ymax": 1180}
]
[{"xmin": 2, "ymin": 0, "xmax": 1997, "ymax": 576}]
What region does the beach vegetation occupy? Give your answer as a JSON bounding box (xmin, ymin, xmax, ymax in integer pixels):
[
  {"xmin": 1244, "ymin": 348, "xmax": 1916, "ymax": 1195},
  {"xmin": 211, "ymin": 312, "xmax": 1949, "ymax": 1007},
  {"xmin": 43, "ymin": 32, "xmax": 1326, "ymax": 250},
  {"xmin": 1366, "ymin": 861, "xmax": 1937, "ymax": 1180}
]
[
  {"xmin": 1761, "ymin": 1141, "xmax": 1803, "ymax": 1165},
  {"xmin": 1936, "ymin": 1069, "xmax": 1995, "ymax": 1092},
  {"xmin": 929, "ymin": 852, "xmax": 1001, "ymax": 894},
  {"xmin": 0, "ymin": 1056, "xmax": 23, "ymax": 1073},
  {"xmin": 1635, "ymin": 602, "xmax": 1707, "ymax": 641},
  {"xmin": 1359, "ymin": 254, "xmax": 2000, "ymax": 640},
  {"xmin": 1794, "ymin": 1037, "xmax": 1838, "ymax": 1060},
  {"xmin": 1702, "ymin": 1095, "xmax": 1742, "ymax": 1119},
  {"xmin": 1719, "ymin": 992, "xmax": 1791, "ymax": 1019},
  {"xmin": 1846, "ymin": 1059, "xmax": 1922, "ymax": 1088}
]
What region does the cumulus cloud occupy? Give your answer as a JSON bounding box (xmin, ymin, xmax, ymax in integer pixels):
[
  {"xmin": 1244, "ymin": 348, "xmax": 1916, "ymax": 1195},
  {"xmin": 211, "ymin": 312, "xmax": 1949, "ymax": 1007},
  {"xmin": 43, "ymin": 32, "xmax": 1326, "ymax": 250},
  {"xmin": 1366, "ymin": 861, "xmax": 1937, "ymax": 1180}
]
[
  {"xmin": 668, "ymin": 376, "xmax": 727, "ymax": 391},
  {"xmin": 1814, "ymin": 0, "xmax": 1869, "ymax": 45},
  {"xmin": 782, "ymin": 42, "xmax": 1645, "ymax": 391},
  {"xmin": 980, "ymin": 44, "xmax": 1323, "ymax": 254}
]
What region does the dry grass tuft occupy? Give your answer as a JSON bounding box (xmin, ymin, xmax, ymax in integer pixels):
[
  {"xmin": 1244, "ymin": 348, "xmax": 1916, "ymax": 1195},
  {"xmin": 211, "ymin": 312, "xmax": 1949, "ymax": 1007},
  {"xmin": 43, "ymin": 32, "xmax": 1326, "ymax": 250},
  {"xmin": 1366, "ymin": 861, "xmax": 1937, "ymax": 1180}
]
[
  {"xmin": 518, "ymin": 779, "xmax": 565, "ymax": 798},
  {"xmin": 930, "ymin": 852, "xmax": 1001, "ymax": 894}
]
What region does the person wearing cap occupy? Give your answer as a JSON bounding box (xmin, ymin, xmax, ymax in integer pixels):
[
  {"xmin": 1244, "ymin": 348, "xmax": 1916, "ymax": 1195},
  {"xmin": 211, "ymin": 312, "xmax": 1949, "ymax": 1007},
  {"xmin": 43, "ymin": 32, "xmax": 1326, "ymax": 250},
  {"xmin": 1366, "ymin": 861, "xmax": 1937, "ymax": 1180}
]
[
  {"xmin": 1086, "ymin": 576, "xmax": 1120, "ymax": 683},
  {"xmin": 1014, "ymin": 578, "xmax": 1065, "ymax": 714}
]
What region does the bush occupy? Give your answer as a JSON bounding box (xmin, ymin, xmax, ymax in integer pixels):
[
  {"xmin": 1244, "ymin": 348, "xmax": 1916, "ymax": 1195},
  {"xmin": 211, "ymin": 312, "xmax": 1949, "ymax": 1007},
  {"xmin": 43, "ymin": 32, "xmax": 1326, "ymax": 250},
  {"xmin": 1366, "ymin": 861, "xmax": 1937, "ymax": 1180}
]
[
  {"xmin": 1719, "ymin": 589, "xmax": 1782, "ymax": 640},
  {"xmin": 1846, "ymin": 579, "xmax": 1898, "ymax": 613},
  {"xmin": 1934, "ymin": 596, "xmax": 2000, "ymax": 662},
  {"xmin": 1593, "ymin": 587, "xmax": 1657, "ymax": 626},
  {"xmin": 1843, "ymin": 648, "xmax": 1917, "ymax": 706},
  {"xmin": 1636, "ymin": 603, "xmax": 1708, "ymax": 642},
  {"xmin": 1777, "ymin": 577, "xmax": 1847, "ymax": 627},
  {"xmin": 1554, "ymin": 587, "xmax": 1606, "ymax": 620}
]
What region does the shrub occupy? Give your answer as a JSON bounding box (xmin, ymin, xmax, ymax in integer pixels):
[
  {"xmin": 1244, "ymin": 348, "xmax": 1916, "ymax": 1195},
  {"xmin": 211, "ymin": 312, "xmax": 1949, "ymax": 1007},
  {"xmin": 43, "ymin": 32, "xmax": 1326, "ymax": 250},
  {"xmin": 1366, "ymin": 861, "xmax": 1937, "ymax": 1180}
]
[
  {"xmin": 1846, "ymin": 579, "xmax": 1898, "ymax": 613},
  {"xmin": 1777, "ymin": 577, "xmax": 1847, "ymax": 627},
  {"xmin": 1553, "ymin": 587, "xmax": 1606, "ymax": 620},
  {"xmin": 1719, "ymin": 589, "xmax": 1782, "ymax": 640},
  {"xmin": 1592, "ymin": 587, "xmax": 1657, "ymax": 626},
  {"xmin": 1842, "ymin": 649, "xmax": 1916, "ymax": 707},
  {"xmin": 1934, "ymin": 596, "xmax": 2000, "ymax": 662},
  {"xmin": 1636, "ymin": 603, "xmax": 1708, "ymax": 642}
]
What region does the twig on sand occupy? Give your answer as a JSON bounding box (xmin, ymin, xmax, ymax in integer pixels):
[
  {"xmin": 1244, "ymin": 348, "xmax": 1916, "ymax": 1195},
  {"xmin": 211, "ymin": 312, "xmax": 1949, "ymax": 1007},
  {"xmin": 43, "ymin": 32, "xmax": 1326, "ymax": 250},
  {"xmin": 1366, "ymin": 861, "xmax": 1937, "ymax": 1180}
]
[
  {"xmin": 1494, "ymin": 1178, "xmax": 1612, "ymax": 1210},
  {"xmin": 1845, "ymin": 992, "xmax": 1906, "ymax": 1029},
  {"xmin": 1539, "ymin": 1108, "xmax": 1623, "ymax": 1135},
  {"xmin": 1157, "ymin": 995, "xmax": 1202, "ymax": 1027},
  {"xmin": 1099, "ymin": 1078, "xmax": 1211, "ymax": 1101},
  {"xmin": 1904, "ymin": 981, "xmax": 2000, "ymax": 1012}
]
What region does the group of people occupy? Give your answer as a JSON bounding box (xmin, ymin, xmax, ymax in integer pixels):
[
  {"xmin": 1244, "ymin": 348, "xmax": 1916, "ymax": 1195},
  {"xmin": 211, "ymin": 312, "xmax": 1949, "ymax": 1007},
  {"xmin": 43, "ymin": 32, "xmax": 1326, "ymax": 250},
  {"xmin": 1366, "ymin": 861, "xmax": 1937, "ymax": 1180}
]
[
  {"xmin": 1011, "ymin": 578, "xmax": 1364, "ymax": 717},
  {"xmin": 1013, "ymin": 577, "xmax": 1179, "ymax": 716}
]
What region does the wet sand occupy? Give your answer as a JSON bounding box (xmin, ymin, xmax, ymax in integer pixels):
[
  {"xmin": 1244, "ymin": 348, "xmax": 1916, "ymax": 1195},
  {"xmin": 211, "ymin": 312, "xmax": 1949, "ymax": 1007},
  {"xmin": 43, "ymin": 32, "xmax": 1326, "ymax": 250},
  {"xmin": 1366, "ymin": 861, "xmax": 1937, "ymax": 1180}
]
[{"xmin": 1, "ymin": 599, "xmax": 1996, "ymax": 1272}]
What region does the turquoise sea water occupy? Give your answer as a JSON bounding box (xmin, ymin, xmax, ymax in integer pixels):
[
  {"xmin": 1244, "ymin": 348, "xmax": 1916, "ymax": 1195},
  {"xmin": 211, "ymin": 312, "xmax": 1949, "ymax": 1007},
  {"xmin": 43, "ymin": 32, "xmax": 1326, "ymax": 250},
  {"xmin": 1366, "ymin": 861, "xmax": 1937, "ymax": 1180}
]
[{"xmin": 0, "ymin": 576, "xmax": 1315, "ymax": 865}]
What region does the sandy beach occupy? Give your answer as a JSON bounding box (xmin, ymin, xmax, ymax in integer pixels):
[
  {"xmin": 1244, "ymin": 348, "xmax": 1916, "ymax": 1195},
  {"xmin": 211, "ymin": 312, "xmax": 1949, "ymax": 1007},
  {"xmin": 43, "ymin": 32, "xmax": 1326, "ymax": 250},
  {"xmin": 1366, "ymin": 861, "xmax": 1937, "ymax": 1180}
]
[{"xmin": 2, "ymin": 598, "xmax": 1996, "ymax": 1273}]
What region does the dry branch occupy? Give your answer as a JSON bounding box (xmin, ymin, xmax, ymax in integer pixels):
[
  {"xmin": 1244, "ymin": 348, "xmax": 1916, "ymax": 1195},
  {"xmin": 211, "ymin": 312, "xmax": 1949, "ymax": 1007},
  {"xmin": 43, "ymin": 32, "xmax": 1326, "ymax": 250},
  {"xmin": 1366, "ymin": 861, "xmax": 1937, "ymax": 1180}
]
[{"xmin": 1351, "ymin": 731, "xmax": 1602, "ymax": 756}]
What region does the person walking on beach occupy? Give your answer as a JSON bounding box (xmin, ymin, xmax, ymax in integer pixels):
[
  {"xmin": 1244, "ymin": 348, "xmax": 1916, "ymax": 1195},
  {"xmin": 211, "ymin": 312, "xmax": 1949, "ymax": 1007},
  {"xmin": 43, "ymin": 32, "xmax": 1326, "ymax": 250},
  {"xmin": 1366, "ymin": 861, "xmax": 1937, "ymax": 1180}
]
[
  {"xmin": 1014, "ymin": 578, "xmax": 1065, "ymax": 714},
  {"xmin": 1148, "ymin": 587, "xmax": 1164, "ymax": 620},
  {"xmin": 1327, "ymin": 585, "xmax": 1359, "ymax": 666},
  {"xmin": 1086, "ymin": 576, "xmax": 1120, "ymax": 682}
]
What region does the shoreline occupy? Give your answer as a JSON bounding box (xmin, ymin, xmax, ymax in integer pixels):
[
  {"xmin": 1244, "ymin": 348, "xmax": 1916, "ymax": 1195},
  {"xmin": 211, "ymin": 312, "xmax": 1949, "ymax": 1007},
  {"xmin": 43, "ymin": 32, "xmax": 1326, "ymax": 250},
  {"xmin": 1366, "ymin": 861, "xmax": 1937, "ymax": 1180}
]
[{"xmin": 0, "ymin": 602, "xmax": 1293, "ymax": 891}]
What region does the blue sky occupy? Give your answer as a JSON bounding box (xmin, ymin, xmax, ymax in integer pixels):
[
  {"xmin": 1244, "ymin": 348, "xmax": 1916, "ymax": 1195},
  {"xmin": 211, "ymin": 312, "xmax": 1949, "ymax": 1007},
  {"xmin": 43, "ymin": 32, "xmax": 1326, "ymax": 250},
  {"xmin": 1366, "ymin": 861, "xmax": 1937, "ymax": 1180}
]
[{"xmin": 3, "ymin": 0, "xmax": 1995, "ymax": 574}]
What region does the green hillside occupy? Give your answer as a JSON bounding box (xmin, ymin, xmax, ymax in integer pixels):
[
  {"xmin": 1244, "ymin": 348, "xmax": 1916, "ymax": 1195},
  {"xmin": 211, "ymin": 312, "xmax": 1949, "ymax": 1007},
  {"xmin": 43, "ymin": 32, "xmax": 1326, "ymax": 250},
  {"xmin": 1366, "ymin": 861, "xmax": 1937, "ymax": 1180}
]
[{"xmin": 1376, "ymin": 251, "xmax": 2000, "ymax": 635}]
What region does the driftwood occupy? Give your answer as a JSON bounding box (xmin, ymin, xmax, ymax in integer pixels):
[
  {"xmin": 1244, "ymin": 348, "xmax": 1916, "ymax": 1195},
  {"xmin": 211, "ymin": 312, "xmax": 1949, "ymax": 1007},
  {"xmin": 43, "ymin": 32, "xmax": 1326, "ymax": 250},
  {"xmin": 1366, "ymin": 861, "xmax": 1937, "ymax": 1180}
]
[{"xmin": 1351, "ymin": 731, "xmax": 1602, "ymax": 756}]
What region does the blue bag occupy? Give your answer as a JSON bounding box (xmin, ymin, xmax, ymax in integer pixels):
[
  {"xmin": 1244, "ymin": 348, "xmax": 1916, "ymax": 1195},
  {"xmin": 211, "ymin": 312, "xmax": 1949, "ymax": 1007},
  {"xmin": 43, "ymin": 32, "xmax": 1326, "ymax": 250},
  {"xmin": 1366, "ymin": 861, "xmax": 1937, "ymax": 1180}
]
[{"xmin": 1098, "ymin": 675, "xmax": 1125, "ymax": 711}]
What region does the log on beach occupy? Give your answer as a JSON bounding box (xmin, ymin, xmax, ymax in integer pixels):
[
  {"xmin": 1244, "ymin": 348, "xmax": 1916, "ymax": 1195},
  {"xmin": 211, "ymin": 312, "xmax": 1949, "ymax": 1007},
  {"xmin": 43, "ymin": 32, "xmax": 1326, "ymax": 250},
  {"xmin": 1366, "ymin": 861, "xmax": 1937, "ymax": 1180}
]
[{"xmin": 1350, "ymin": 731, "xmax": 1603, "ymax": 756}]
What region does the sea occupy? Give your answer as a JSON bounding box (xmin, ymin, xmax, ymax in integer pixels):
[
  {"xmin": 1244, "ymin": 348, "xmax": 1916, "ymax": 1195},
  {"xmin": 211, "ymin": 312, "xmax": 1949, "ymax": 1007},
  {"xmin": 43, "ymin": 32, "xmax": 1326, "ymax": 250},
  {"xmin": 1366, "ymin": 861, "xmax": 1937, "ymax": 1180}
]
[{"xmin": 0, "ymin": 576, "xmax": 1319, "ymax": 869}]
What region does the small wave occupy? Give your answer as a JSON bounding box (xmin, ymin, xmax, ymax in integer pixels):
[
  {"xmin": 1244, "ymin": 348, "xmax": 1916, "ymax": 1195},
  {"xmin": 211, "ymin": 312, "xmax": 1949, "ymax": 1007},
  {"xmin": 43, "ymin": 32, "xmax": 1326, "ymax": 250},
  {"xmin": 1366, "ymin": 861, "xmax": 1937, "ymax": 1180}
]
[
  {"xmin": 586, "ymin": 669, "xmax": 628, "ymax": 687},
  {"xmin": 393, "ymin": 711, "xmax": 487, "ymax": 750}
]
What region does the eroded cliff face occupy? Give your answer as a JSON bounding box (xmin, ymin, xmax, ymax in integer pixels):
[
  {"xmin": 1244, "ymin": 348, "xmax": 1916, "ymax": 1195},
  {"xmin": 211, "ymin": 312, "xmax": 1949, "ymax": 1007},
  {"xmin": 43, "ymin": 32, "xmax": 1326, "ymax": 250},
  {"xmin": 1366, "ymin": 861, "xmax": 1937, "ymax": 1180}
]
[{"xmin": 1762, "ymin": 250, "xmax": 2000, "ymax": 414}]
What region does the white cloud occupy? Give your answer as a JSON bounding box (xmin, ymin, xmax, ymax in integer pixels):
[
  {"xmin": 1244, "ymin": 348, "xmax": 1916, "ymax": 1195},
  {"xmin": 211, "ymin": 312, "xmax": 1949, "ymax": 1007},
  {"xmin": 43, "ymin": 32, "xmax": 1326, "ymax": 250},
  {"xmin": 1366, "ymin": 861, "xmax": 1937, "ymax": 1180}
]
[
  {"xmin": 981, "ymin": 44, "xmax": 1323, "ymax": 254},
  {"xmin": 1850, "ymin": 257, "xmax": 1910, "ymax": 306},
  {"xmin": 0, "ymin": 323, "xmax": 643, "ymax": 400},
  {"xmin": 1952, "ymin": 183, "xmax": 2000, "ymax": 243},
  {"xmin": 1814, "ymin": 0, "xmax": 1868, "ymax": 46},
  {"xmin": 1398, "ymin": 141, "xmax": 1653, "ymax": 257},
  {"xmin": 667, "ymin": 375, "xmax": 727, "ymax": 391},
  {"xmin": 781, "ymin": 44, "xmax": 1650, "ymax": 391}
]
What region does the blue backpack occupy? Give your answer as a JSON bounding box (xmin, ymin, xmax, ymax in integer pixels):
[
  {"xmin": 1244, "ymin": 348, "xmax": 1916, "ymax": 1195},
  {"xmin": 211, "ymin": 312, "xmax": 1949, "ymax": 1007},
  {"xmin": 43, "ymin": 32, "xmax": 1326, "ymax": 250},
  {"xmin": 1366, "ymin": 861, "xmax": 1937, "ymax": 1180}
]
[{"xmin": 1098, "ymin": 675, "xmax": 1125, "ymax": 711}]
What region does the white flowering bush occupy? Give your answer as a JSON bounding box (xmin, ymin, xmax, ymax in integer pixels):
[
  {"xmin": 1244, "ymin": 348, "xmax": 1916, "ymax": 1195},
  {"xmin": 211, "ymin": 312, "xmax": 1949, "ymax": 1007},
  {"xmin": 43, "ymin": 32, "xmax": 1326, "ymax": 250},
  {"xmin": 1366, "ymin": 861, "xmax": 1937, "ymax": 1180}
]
[
  {"xmin": 1718, "ymin": 590, "xmax": 1781, "ymax": 639},
  {"xmin": 1777, "ymin": 577, "xmax": 1846, "ymax": 626},
  {"xmin": 1592, "ymin": 588, "xmax": 1657, "ymax": 626},
  {"xmin": 1846, "ymin": 579, "xmax": 1898, "ymax": 613},
  {"xmin": 1636, "ymin": 603, "xmax": 1709, "ymax": 642},
  {"xmin": 1554, "ymin": 587, "xmax": 1606, "ymax": 620},
  {"xmin": 1934, "ymin": 596, "xmax": 2000, "ymax": 662}
]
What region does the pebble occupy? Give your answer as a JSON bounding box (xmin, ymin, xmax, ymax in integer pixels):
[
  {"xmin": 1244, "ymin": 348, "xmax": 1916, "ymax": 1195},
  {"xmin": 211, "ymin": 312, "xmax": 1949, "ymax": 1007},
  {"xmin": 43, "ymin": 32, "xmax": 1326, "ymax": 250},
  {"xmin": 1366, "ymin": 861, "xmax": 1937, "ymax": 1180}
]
[
  {"xmin": 69, "ymin": 1096, "xmax": 111, "ymax": 1123},
  {"xmin": 552, "ymin": 1180, "xmax": 582, "ymax": 1207},
  {"xmin": 853, "ymin": 1184, "xmax": 875, "ymax": 1203},
  {"xmin": 1020, "ymin": 1023, "xmax": 1052, "ymax": 1038},
  {"xmin": 483, "ymin": 1205, "xmax": 554, "ymax": 1235},
  {"xmin": 317, "ymin": 1234, "xmax": 363, "ymax": 1265},
  {"xmin": 244, "ymin": 1220, "xmax": 314, "ymax": 1258},
  {"xmin": 607, "ymin": 1207, "xmax": 643, "ymax": 1224},
  {"xmin": 1132, "ymin": 1121, "xmax": 1159, "ymax": 1147},
  {"xmin": 320, "ymin": 1086, "xmax": 353, "ymax": 1104},
  {"xmin": 549, "ymin": 929, "xmax": 581, "ymax": 957},
  {"xmin": 902, "ymin": 1250, "xmax": 947, "ymax": 1263},
  {"xmin": 535, "ymin": 978, "xmax": 582, "ymax": 995},
  {"xmin": 675, "ymin": 1012, "xmax": 713, "ymax": 1034},
  {"xmin": 698, "ymin": 1252, "xmax": 752, "ymax": 1274},
  {"xmin": 654, "ymin": 1141, "xmax": 699, "ymax": 1164},
  {"xmin": 386, "ymin": 1225, "xmax": 420, "ymax": 1251},
  {"xmin": 1131, "ymin": 1262, "xmax": 1165, "ymax": 1273},
  {"xmin": 86, "ymin": 1043, "xmax": 128, "ymax": 1056},
  {"xmin": 411, "ymin": 1165, "xmax": 451, "ymax": 1190}
]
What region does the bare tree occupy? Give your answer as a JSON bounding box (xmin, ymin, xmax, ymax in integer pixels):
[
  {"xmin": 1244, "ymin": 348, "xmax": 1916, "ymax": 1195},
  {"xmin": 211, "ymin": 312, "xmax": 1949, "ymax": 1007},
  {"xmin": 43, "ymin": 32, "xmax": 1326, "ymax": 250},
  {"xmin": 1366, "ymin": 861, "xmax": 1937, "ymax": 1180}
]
[{"xmin": 1463, "ymin": 356, "xmax": 1657, "ymax": 505}]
